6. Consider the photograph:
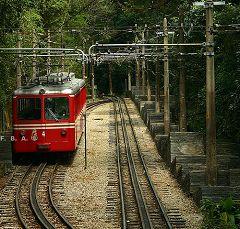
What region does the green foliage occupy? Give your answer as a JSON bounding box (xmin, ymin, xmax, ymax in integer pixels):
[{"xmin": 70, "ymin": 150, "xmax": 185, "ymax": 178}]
[
  {"xmin": 214, "ymin": 4, "xmax": 240, "ymax": 141},
  {"xmin": 201, "ymin": 197, "xmax": 240, "ymax": 229},
  {"xmin": 20, "ymin": 9, "xmax": 43, "ymax": 32},
  {"xmin": 179, "ymin": 2, "xmax": 240, "ymax": 142},
  {"xmin": 39, "ymin": 0, "xmax": 70, "ymax": 28},
  {"xmin": 0, "ymin": 0, "xmax": 239, "ymax": 143}
]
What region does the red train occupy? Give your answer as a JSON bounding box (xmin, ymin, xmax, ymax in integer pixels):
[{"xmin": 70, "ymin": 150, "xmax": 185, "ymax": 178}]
[{"xmin": 12, "ymin": 72, "xmax": 86, "ymax": 154}]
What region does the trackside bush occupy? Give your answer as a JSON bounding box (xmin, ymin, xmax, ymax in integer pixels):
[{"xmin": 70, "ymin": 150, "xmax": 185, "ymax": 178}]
[{"xmin": 201, "ymin": 197, "xmax": 240, "ymax": 229}]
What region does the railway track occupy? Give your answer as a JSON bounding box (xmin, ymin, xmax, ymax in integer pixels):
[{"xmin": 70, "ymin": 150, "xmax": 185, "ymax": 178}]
[
  {"xmin": 113, "ymin": 97, "xmax": 173, "ymax": 229},
  {"xmin": 15, "ymin": 163, "xmax": 72, "ymax": 229},
  {"xmin": 86, "ymin": 98, "xmax": 112, "ymax": 111},
  {"xmin": 0, "ymin": 99, "xmax": 110, "ymax": 228},
  {"xmin": 0, "ymin": 166, "xmax": 29, "ymax": 228}
]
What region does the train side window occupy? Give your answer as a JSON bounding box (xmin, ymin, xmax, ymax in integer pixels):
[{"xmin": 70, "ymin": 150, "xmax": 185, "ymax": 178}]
[
  {"xmin": 45, "ymin": 97, "xmax": 69, "ymax": 121},
  {"xmin": 17, "ymin": 98, "xmax": 41, "ymax": 120}
]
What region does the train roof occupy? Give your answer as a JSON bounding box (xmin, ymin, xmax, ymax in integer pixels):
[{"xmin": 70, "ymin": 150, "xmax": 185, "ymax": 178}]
[{"xmin": 14, "ymin": 72, "xmax": 85, "ymax": 95}]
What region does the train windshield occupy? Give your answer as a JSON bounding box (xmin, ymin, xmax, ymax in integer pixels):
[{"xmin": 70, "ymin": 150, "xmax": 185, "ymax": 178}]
[
  {"xmin": 45, "ymin": 97, "xmax": 69, "ymax": 121},
  {"xmin": 18, "ymin": 98, "xmax": 41, "ymax": 120}
]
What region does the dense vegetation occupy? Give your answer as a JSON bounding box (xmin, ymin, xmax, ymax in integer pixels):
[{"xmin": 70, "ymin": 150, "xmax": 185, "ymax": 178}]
[
  {"xmin": 201, "ymin": 197, "xmax": 240, "ymax": 229},
  {"xmin": 0, "ymin": 0, "xmax": 239, "ymax": 143}
]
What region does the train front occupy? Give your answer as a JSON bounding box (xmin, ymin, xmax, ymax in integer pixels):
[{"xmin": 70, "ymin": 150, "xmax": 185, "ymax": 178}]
[{"xmin": 12, "ymin": 83, "xmax": 77, "ymax": 154}]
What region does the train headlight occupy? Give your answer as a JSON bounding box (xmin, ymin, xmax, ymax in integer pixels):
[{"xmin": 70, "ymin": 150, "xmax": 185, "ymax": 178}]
[
  {"xmin": 39, "ymin": 88, "xmax": 45, "ymax": 94},
  {"xmin": 61, "ymin": 129, "xmax": 67, "ymax": 136}
]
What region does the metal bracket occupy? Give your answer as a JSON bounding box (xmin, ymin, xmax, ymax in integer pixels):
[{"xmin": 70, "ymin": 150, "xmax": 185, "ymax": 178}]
[
  {"xmin": 204, "ymin": 1, "xmax": 214, "ymax": 8},
  {"xmin": 206, "ymin": 28, "xmax": 214, "ymax": 34},
  {"xmin": 163, "ymin": 53, "xmax": 168, "ymax": 60},
  {"xmin": 193, "ymin": 1, "xmax": 225, "ymax": 8},
  {"xmin": 204, "ymin": 52, "xmax": 214, "ymax": 56},
  {"xmin": 156, "ymin": 31, "xmax": 174, "ymax": 36},
  {"xmin": 204, "ymin": 42, "xmax": 215, "ymax": 47}
]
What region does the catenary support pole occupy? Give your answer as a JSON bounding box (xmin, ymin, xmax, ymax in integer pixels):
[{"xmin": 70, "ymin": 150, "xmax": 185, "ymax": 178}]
[
  {"xmin": 128, "ymin": 64, "xmax": 132, "ymax": 92},
  {"xmin": 141, "ymin": 25, "xmax": 147, "ymax": 95},
  {"xmin": 47, "ymin": 30, "xmax": 51, "ymax": 75},
  {"xmin": 61, "ymin": 31, "xmax": 65, "ymax": 71},
  {"xmin": 32, "ymin": 30, "xmax": 37, "ymax": 79},
  {"xmin": 155, "ymin": 36, "xmax": 161, "ymax": 113},
  {"xmin": 179, "ymin": 6, "xmax": 187, "ymax": 132},
  {"xmin": 145, "ymin": 26, "xmax": 151, "ymax": 101},
  {"xmin": 125, "ymin": 78, "xmax": 127, "ymax": 96},
  {"xmin": 146, "ymin": 60, "xmax": 151, "ymax": 101},
  {"xmin": 205, "ymin": 0, "xmax": 217, "ymax": 186},
  {"xmin": 136, "ymin": 60, "xmax": 141, "ymax": 89},
  {"xmin": 108, "ymin": 62, "xmax": 113, "ymax": 95},
  {"xmin": 82, "ymin": 61, "xmax": 86, "ymax": 79},
  {"xmin": 84, "ymin": 107, "xmax": 87, "ymax": 169},
  {"xmin": 16, "ymin": 31, "xmax": 22, "ymax": 87},
  {"xmin": 163, "ymin": 18, "xmax": 170, "ymax": 135},
  {"xmin": 135, "ymin": 25, "xmax": 141, "ymax": 89},
  {"xmin": 91, "ymin": 61, "xmax": 95, "ymax": 102}
]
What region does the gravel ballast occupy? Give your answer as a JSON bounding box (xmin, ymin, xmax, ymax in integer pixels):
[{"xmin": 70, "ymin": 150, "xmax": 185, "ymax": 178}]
[
  {"xmin": 63, "ymin": 103, "xmax": 120, "ymax": 228},
  {"xmin": 62, "ymin": 100, "xmax": 202, "ymax": 228}
]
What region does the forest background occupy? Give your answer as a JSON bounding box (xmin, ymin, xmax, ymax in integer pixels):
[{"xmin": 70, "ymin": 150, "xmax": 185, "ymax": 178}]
[{"xmin": 0, "ymin": 0, "xmax": 239, "ymax": 142}]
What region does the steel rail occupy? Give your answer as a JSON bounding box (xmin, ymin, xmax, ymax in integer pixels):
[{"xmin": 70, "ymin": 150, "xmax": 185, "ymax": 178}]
[
  {"xmin": 122, "ymin": 99, "xmax": 173, "ymax": 229},
  {"xmin": 30, "ymin": 163, "xmax": 55, "ymax": 229},
  {"xmin": 48, "ymin": 164, "xmax": 73, "ymax": 229},
  {"xmin": 117, "ymin": 98, "xmax": 153, "ymax": 229},
  {"xmin": 112, "ymin": 98, "xmax": 127, "ymax": 228},
  {"xmin": 15, "ymin": 165, "xmax": 32, "ymax": 229}
]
